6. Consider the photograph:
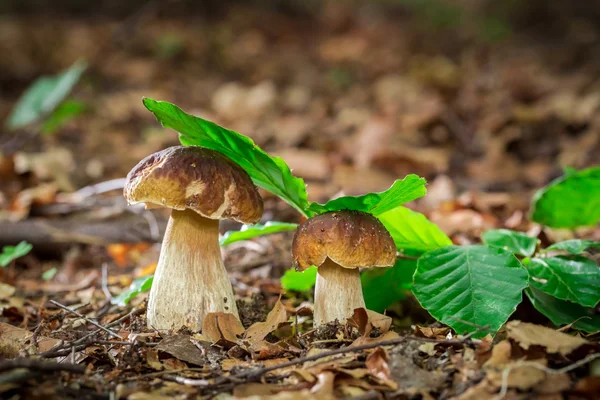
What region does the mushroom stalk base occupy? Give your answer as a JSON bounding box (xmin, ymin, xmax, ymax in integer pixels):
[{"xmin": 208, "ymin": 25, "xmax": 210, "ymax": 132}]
[
  {"xmin": 313, "ymin": 259, "xmax": 365, "ymax": 327},
  {"xmin": 147, "ymin": 209, "xmax": 239, "ymax": 331}
]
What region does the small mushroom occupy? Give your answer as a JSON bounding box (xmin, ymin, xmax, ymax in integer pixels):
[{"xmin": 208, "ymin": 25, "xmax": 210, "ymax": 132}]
[
  {"xmin": 124, "ymin": 146, "xmax": 263, "ymax": 331},
  {"xmin": 292, "ymin": 210, "xmax": 396, "ymax": 327}
]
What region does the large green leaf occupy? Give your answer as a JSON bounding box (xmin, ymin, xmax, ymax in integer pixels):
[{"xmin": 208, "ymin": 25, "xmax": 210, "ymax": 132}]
[
  {"xmin": 143, "ymin": 98, "xmax": 311, "ymax": 217},
  {"xmin": 112, "ymin": 275, "xmax": 154, "ymax": 307},
  {"xmin": 378, "ymin": 206, "xmax": 452, "ymax": 254},
  {"xmin": 281, "ymin": 266, "xmax": 318, "ymax": 292},
  {"xmin": 481, "ymin": 229, "xmax": 538, "ymax": 257},
  {"xmin": 526, "ymin": 287, "xmax": 600, "ymax": 333},
  {"xmin": 308, "ymin": 174, "xmax": 426, "ymax": 216},
  {"xmin": 413, "ymin": 245, "xmax": 529, "ymax": 337},
  {"xmin": 220, "ymin": 222, "xmax": 298, "ymax": 246},
  {"xmin": 544, "ymin": 239, "xmax": 600, "ymax": 255},
  {"xmin": 0, "ymin": 241, "xmax": 33, "ymax": 267},
  {"xmin": 531, "ymin": 167, "xmax": 600, "ymax": 228},
  {"xmin": 361, "ymin": 258, "xmax": 416, "ymax": 312},
  {"xmin": 526, "ymin": 256, "xmax": 600, "ymax": 307},
  {"xmin": 7, "ymin": 60, "xmax": 87, "ymax": 129}
]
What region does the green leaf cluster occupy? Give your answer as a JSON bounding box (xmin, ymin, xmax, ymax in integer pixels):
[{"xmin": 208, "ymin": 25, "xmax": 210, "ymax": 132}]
[
  {"xmin": 112, "ymin": 275, "xmax": 154, "ymax": 307},
  {"xmin": 0, "ymin": 241, "xmax": 33, "ymax": 267},
  {"xmin": 7, "ymin": 60, "xmax": 87, "ymax": 130},
  {"xmin": 140, "ymin": 98, "xmax": 600, "ymax": 337}
]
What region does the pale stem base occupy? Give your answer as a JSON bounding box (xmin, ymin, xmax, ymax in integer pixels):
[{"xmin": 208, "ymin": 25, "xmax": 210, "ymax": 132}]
[
  {"xmin": 146, "ymin": 209, "xmax": 239, "ymax": 331},
  {"xmin": 313, "ymin": 259, "xmax": 365, "ymax": 327}
]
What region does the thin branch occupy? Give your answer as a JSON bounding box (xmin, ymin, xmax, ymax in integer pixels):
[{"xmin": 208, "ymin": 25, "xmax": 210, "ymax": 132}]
[
  {"xmin": 198, "ymin": 333, "xmax": 476, "ymax": 391},
  {"xmin": 39, "ymin": 307, "xmax": 146, "ymax": 359},
  {"xmin": 0, "ymin": 359, "xmax": 85, "ymax": 374},
  {"xmin": 49, "ymin": 300, "xmax": 122, "ymax": 339}
]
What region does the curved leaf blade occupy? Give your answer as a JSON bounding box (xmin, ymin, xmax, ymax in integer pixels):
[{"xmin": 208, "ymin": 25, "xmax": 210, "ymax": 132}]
[
  {"xmin": 112, "ymin": 275, "xmax": 154, "ymax": 307},
  {"xmin": 7, "ymin": 60, "xmax": 87, "ymax": 129},
  {"xmin": 413, "ymin": 245, "xmax": 529, "ymax": 337},
  {"xmin": 0, "ymin": 241, "xmax": 33, "ymax": 267},
  {"xmin": 143, "ymin": 98, "xmax": 311, "ymax": 217},
  {"xmin": 281, "ymin": 266, "xmax": 318, "ymax": 292},
  {"xmin": 482, "ymin": 229, "xmax": 538, "ymax": 257},
  {"xmin": 544, "ymin": 239, "xmax": 600, "ymax": 255},
  {"xmin": 526, "ymin": 287, "xmax": 600, "ymax": 333},
  {"xmin": 378, "ymin": 206, "xmax": 452, "ymax": 254},
  {"xmin": 527, "ymin": 256, "xmax": 600, "ymax": 307},
  {"xmin": 220, "ymin": 222, "xmax": 298, "ymax": 246},
  {"xmin": 308, "ymin": 174, "xmax": 426, "ymax": 215},
  {"xmin": 531, "ymin": 167, "xmax": 600, "ymax": 228},
  {"xmin": 361, "ymin": 258, "xmax": 416, "ymax": 312}
]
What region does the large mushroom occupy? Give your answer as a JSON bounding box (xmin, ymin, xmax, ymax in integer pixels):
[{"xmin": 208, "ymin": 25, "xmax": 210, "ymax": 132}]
[
  {"xmin": 124, "ymin": 146, "xmax": 263, "ymax": 331},
  {"xmin": 292, "ymin": 210, "xmax": 396, "ymax": 327}
]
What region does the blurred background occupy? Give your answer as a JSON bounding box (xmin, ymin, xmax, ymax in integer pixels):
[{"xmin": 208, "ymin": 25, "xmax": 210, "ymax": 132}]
[{"xmin": 1, "ymin": 0, "xmax": 600, "ymax": 281}]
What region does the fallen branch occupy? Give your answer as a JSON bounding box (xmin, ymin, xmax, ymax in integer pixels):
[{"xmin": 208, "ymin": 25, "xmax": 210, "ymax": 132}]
[
  {"xmin": 40, "ymin": 307, "xmax": 146, "ymax": 358},
  {"xmin": 49, "ymin": 300, "xmax": 122, "ymax": 339},
  {"xmin": 194, "ymin": 333, "xmax": 478, "ymax": 391},
  {"xmin": 0, "ymin": 359, "xmax": 85, "ymax": 374}
]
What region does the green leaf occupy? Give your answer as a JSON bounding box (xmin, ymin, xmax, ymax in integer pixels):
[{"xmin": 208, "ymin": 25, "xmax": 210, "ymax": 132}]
[
  {"xmin": 7, "ymin": 60, "xmax": 87, "ymax": 130},
  {"xmin": 143, "ymin": 98, "xmax": 311, "ymax": 217},
  {"xmin": 281, "ymin": 266, "xmax": 318, "ymax": 292},
  {"xmin": 413, "ymin": 245, "xmax": 529, "ymax": 337},
  {"xmin": 531, "ymin": 167, "xmax": 600, "ymax": 228},
  {"xmin": 378, "ymin": 206, "xmax": 452, "ymax": 255},
  {"xmin": 220, "ymin": 222, "xmax": 298, "ymax": 246},
  {"xmin": 527, "ymin": 256, "xmax": 600, "ymax": 307},
  {"xmin": 308, "ymin": 174, "xmax": 427, "ymax": 216},
  {"xmin": 544, "ymin": 239, "xmax": 600, "ymax": 255},
  {"xmin": 0, "ymin": 241, "xmax": 33, "ymax": 267},
  {"xmin": 361, "ymin": 258, "xmax": 416, "ymax": 312},
  {"xmin": 481, "ymin": 229, "xmax": 538, "ymax": 257},
  {"xmin": 41, "ymin": 267, "xmax": 57, "ymax": 281},
  {"xmin": 111, "ymin": 275, "xmax": 154, "ymax": 307},
  {"xmin": 526, "ymin": 287, "xmax": 600, "ymax": 333},
  {"xmin": 41, "ymin": 99, "xmax": 86, "ymax": 135}
]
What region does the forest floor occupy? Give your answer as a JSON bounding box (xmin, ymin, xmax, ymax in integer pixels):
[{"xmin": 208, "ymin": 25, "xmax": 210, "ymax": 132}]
[{"xmin": 1, "ymin": 2, "xmax": 600, "ymax": 399}]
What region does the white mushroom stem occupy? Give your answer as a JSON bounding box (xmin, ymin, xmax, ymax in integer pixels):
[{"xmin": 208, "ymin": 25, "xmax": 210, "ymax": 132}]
[
  {"xmin": 147, "ymin": 209, "xmax": 239, "ymax": 331},
  {"xmin": 313, "ymin": 258, "xmax": 365, "ymax": 327}
]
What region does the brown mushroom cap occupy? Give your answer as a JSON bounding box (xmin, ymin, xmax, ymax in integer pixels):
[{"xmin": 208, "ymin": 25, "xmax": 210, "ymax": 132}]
[
  {"xmin": 124, "ymin": 146, "xmax": 263, "ymax": 224},
  {"xmin": 292, "ymin": 210, "xmax": 396, "ymax": 271}
]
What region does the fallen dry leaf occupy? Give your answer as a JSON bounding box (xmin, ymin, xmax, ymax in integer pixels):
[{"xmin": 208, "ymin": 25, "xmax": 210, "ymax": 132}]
[
  {"xmin": 0, "ymin": 322, "xmax": 61, "ymax": 357},
  {"xmin": 145, "ymin": 348, "xmax": 164, "ymax": 370},
  {"xmin": 487, "ymin": 359, "xmax": 548, "ymax": 390},
  {"xmin": 418, "ymin": 342, "xmax": 438, "ymax": 356},
  {"xmin": 155, "ymin": 334, "xmax": 206, "ymax": 366},
  {"xmin": 203, "ymin": 312, "xmax": 245, "ymax": 347},
  {"xmin": 365, "ymin": 347, "xmax": 392, "ymax": 381},
  {"xmin": 0, "ymin": 282, "xmax": 16, "ymax": 299},
  {"xmin": 245, "ymin": 299, "xmax": 288, "ymax": 346},
  {"xmin": 483, "ymin": 340, "xmax": 513, "ymax": 368},
  {"xmin": 414, "ymin": 326, "xmax": 452, "ymax": 339},
  {"xmin": 506, "ymin": 320, "xmax": 588, "ymax": 356}
]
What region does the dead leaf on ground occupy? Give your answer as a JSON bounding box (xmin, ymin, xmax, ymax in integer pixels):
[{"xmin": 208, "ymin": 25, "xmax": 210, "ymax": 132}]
[
  {"xmin": 487, "ymin": 359, "xmax": 548, "ymax": 390},
  {"xmin": 347, "ymin": 308, "xmax": 392, "ymax": 337},
  {"xmin": 203, "ymin": 312, "xmax": 245, "ymax": 347},
  {"xmin": 310, "ymin": 371, "xmax": 336, "ymax": 398},
  {"xmin": 145, "ymin": 348, "xmax": 164, "ymax": 370},
  {"xmin": 506, "ymin": 320, "xmax": 588, "ymax": 356},
  {"xmin": 414, "ymin": 326, "xmax": 451, "ymax": 339},
  {"xmin": 365, "ymin": 347, "xmax": 394, "ymax": 384},
  {"xmin": 245, "ymin": 299, "xmax": 288, "ymax": 346},
  {"xmin": 0, "ymin": 282, "xmax": 16, "ymax": 299},
  {"xmin": 155, "ymin": 334, "xmax": 206, "ymax": 366},
  {"xmin": 388, "ymin": 347, "xmax": 447, "ymax": 393},
  {"xmin": 0, "ymin": 322, "xmax": 61, "ymax": 357},
  {"xmin": 351, "ymin": 330, "xmax": 400, "ymax": 347}
]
